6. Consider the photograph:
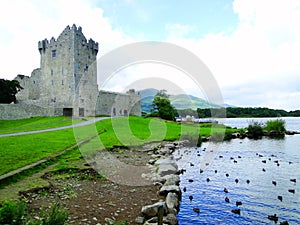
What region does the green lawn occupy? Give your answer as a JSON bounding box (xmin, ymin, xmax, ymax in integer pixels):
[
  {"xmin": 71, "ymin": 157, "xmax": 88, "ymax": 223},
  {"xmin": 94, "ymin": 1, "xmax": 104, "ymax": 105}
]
[
  {"xmin": 0, "ymin": 116, "xmax": 240, "ymax": 176},
  {"xmin": 0, "ymin": 116, "xmax": 86, "ymax": 134}
]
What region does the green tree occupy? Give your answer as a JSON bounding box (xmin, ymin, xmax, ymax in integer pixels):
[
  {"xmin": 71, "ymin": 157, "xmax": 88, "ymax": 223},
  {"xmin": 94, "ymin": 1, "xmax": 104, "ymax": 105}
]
[
  {"xmin": 151, "ymin": 90, "xmax": 178, "ymax": 120},
  {"xmin": 0, "ymin": 79, "xmax": 23, "ymax": 103}
]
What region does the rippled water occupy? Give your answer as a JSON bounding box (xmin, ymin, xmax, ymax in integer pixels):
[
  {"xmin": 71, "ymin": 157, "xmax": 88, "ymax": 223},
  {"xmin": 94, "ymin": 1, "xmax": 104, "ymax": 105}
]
[{"xmin": 177, "ymin": 118, "xmax": 300, "ymax": 224}]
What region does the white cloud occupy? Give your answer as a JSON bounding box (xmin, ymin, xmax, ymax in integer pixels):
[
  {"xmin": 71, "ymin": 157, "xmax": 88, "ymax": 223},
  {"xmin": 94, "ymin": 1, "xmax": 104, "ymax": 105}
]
[
  {"xmin": 165, "ymin": 0, "xmax": 300, "ymax": 109},
  {"xmin": 0, "ymin": 0, "xmax": 133, "ymax": 79},
  {"xmin": 165, "ymin": 23, "xmax": 196, "ymax": 38}
]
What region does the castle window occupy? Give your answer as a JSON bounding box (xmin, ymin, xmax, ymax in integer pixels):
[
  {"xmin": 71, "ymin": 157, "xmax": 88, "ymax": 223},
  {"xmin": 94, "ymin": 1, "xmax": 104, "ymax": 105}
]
[
  {"xmin": 62, "ymin": 80, "xmax": 64, "ymax": 85},
  {"xmin": 51, "ymin": 80, "xmax": 54, "ymax": 85},
  {"xmin": 33, "ymin": 80, "xmax": 35, "ymax": 84},
  {"xmin": 51, "ymin": 50, "xmax": 57, "ymax": 58},
  {"xmin": 51, "ymin": 69, "xmax": 53, "ymax": 75}
]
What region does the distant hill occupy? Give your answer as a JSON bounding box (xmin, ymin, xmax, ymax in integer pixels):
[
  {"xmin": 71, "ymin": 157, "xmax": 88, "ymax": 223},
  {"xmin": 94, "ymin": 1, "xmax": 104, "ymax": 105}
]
[{"xmin": 138, "ymin": 88, "xmax": 231, "ymax": 113}]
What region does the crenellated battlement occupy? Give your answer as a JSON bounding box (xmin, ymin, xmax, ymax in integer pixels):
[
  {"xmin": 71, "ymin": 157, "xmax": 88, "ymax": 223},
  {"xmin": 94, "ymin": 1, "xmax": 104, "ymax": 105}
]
[{"xmin": 38, "ymin": 24, "xmax": 98, "ymax": 55}]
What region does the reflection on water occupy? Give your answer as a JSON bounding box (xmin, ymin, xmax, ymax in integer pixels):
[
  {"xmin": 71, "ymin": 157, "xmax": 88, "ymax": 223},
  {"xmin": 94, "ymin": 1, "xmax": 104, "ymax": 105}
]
[{"xmin": 177, "ymin": 135, "xmax": 300, "ymax": 224}]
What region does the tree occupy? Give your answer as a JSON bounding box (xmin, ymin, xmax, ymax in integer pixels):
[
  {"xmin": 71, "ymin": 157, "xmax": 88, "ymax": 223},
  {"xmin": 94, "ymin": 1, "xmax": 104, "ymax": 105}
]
[
  {"xmin": 151, "ymin": 90, "xmax": 178, "ymax": 120},
  {"xmin": 0, "ymin": 79, "xmax": 23, "ymax": 104}
]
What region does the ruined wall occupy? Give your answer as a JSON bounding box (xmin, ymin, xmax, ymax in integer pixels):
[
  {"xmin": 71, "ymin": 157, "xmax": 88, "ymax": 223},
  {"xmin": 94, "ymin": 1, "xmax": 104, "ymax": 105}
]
[
  {"xmin": 0, "ymin": 104, "xmax": 53, "ymax": 120},
  {"xmin": 96, "ymin": 90, "xmax": 141, "ymax": 116},
  {"xmin": 15, "ymin": 69, "xmax": 41, "ymax": 101}
]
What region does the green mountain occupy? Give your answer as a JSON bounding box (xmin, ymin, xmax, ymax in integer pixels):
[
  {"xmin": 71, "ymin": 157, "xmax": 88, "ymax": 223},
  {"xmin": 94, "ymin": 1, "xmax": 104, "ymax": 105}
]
[{"xmin": 139, "ymin": 88, "xmax": 230, "ymax": 113}]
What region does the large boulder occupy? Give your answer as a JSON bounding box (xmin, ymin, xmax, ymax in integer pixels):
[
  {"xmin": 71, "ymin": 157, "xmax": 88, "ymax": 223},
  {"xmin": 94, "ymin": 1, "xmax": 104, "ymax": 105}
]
[
  {"xmin": 159, "ymin": 185, "xmax": 181, "ymax": 197},
  {"xmin": 164, "ymin": 174, "xmax": 180, "ymax": 186},
  {"xmin": 166, "ymin": 192, "xmax": 179, "ymax": 211},
  {"xmin": 157, "ymin": 164, "xmax": 178, "ymax": 177},
  {"xmin": 141, "ymin": 202, "xmax": 167, "ymax": 218}
]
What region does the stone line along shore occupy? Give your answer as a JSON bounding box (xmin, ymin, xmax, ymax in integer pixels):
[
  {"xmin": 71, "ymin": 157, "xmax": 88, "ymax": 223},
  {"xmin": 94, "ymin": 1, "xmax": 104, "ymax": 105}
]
[{"xmin": 136, "ymin": 141, "xmax": 189, "ymax": 225}]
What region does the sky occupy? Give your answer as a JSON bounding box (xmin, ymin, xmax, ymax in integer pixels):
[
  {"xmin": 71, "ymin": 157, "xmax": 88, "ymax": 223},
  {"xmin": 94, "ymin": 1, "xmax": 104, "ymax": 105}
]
[{"xmin": 1, "ymin": 0, "xmax": 300, "ymax": 110}]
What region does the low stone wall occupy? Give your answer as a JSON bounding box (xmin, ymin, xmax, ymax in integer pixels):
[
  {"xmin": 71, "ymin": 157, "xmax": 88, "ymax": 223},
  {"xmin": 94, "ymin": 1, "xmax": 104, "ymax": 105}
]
[
  {"xmin": 0, "ymin": 104, "xmax": 52, "ymax": 120},
  {"xmin": 136, "ymin": 141, "xmax": 188, "ymax": 225}
]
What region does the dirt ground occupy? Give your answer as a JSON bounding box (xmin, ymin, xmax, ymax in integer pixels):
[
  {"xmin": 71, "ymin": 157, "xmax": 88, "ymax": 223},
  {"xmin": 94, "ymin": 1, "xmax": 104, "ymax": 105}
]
[{"xmin": 19, "ymin": 147, "xmax": 161, "ymax": 225}]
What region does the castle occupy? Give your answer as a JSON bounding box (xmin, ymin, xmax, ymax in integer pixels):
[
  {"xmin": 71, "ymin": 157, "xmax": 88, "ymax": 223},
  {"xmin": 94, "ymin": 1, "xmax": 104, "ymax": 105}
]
[{"xmin": 5, "ymin": 24, "xmax": 141, "ymax": 119}]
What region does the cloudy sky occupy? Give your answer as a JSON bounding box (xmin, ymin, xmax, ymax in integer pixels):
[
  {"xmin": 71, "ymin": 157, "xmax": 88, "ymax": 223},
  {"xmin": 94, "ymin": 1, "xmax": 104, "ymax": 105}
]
[{"xmin": 1, "ymin": 0, "xmax": 300, "ymax": 110}]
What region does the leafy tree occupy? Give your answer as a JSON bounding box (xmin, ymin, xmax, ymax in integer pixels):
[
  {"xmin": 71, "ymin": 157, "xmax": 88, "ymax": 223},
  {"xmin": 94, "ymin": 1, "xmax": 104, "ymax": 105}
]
[
  {"xmin": 0, "ymin": 79, "xmax": 23, "ymax": 103},
  {"xmin": 151, "ymin": 90, "xmax": 178, "ymax": 120}
]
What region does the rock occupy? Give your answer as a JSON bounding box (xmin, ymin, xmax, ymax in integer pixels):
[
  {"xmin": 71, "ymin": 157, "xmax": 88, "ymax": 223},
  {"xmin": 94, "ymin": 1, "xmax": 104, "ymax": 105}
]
[
  {"xmin": 158, "ymin": 148, "xmax": 171, "ymax": 155},
  {"xmin": 141, "ymin": 202, "xmax": 167, "ymax": 218},
  {"xmin": 155, "ymin": 158, "xmax": 178, "ymax": 170},
  {"xmin": 164, "ymin": 174, "xmax": 180, "ymax": 186},
  {"xmin": 164, "ymin": 213, "xmax": 178, "ymax": 225},
  {"xmin": 148, "ymin": 159, "xmax": 156, "ymax": 165},
  {"xmin": 135, "ymin": 216, "xmax": 144, "ymax": 224},
  {"xmin": 159, "ymin": 185, "xmax": 181, "ymax": 197},
  {"xmin": 157, "ymin": 164, "xmax": 178, "ymax": 177},
  {"xmin": 166, "ymin": 192, "xmax": 179, "ymax": 211}
]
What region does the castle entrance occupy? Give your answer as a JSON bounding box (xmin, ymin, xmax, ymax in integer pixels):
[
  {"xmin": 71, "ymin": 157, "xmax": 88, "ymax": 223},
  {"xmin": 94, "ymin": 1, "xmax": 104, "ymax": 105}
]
[{"xmin": 63, "ymin": 108, "xmax": 73, "ymax": 117}]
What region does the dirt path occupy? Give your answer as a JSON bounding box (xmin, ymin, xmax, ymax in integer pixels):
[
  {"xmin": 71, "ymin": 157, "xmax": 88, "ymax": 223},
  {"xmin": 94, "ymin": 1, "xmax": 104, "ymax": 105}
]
[{"xmin": 1, "ymin": 145, "xmax": 161, "ymax": 224}]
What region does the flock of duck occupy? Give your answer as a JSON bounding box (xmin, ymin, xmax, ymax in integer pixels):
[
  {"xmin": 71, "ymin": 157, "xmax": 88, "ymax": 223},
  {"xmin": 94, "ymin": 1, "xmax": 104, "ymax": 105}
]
[{"xmin": 176, "ymin": 146, "xmax": 298, "ymax": 224}]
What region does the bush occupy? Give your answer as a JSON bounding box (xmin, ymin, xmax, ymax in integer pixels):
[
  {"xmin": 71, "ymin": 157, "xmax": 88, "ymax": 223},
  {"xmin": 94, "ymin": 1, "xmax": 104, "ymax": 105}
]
[
  {"xmin": 0, "ymin": 201, "xmax": 68, "ymax": 225},
  {"xmin": 0, "ymin": 200, "xmax": 26, "ymax": 225},
  {"xmin": 247, "ymin": 121, "xmax": 263, "ymax": 138},
  {"xmin": 265, "ymin": 119, "xmax": 286, "ymax": 133},
  {"xmin": 40, "ymin": 203, "xmax": 68, "ymax": 225}
]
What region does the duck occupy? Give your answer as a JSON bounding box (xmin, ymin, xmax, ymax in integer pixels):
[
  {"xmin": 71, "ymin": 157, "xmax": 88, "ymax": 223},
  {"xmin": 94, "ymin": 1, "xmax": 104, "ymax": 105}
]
[
  {"xmin": 200, "ymin": 169, "xmax": 204, "ymax": 174},
  {"xmin": 246, "ymin": 180, "xmax": 250, "ymax": 184},
  {"xmin": 190, "ymin": 162, "xmax": 194, "ymax": 166},
  {"xmin": 193, "ymin": 207, "xmax": 200, "ymax": 214},
  {"xmin": 224, "ymin": 188, "xmax": 229, "ymax": 193},
  {"xmin": 188, "ymin": 179, "xmax": 194, "ymax": 183},
  {"xmin": 235, "ymin": 178, "xmax": 239, "ymax": 183},
  {"xmin": 214, "ymin": 170, "xmax": 218, "ymax": 174},
  {"xmin": 233, "ymin": 160, "xmax": 238, "ymax": 164},
  {"xmin": 226, "ymin": 173, "xmax": 229, "ymax": 177},
  {"xmin": 268, "ymin": 214, "xmax": 278, "ymax": 222},
  {"xmin": 288, "ymin": 189, "xmax": 295, "ymax": 194},
  {"xmin": 272, "ymin": 181, "xmax": 277, "ymax": 186},
  {"xmin": 219, "ymin": 155, "xmax": 223, "ymax": 158},
  {"xmin": 206, "ymin": 178, "xmax": 210, "ymax": 182},
  {"xmin": 278, "ymin": 195, "xmax": 283, "ymax": 202},
  {"xmin": 183, "ymin": 187, "xmax": 187, "ymax": 192},
  {"xmin": 231, "ymin": 209, "xmax": 241, "ymax": 215},
  {"xmin": 290, "ymin": 178, "xmax": 296, "ymax": 183},
  {"xmin": 262, "ymin": 160, "xmax": 266, "ymax": 163},
  {"xmin": 280, "ymin": 221, "xmax": 289, "ymax": 225},
  {"xmin": 236, "ymin": 201, "xmax": 242, "ymax": 206},
  {"xmin": 189, "ymin": 195, "xmax": 193, "ymax": 201},
  {"xmin": 225, "ymin": 197, "xmax": 230, "ymax": 203},
  {"xmin": 262, "ymin": 168, "xmax": 266, "ymax": 172},
  {"xmin": 238, "ymin": 156, "xmax": 242, "ymax": 159}
]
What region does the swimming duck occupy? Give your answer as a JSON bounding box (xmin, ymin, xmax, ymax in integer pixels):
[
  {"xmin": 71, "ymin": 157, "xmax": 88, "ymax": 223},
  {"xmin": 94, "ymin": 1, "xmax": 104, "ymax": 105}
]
[{"xmin": 268, "ymin": 214, "xmax": 278, "ymax": 222}]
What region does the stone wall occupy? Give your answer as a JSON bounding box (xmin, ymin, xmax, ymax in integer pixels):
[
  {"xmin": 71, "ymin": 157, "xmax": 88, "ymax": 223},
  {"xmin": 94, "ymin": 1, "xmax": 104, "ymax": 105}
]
[
  {"xmin": 96, "ymin": 90, "xmax": 141, "ymax": 116},
  {"xmin": 0, "ymin": 104, "xmax": 52, "ymax": 120}
]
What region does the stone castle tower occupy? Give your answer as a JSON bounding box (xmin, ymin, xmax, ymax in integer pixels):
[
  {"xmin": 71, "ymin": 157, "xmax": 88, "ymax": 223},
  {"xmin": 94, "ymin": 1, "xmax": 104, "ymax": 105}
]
[{"xmin": 13, "ymin": 25, "xmax": 141, "ymax": 118}]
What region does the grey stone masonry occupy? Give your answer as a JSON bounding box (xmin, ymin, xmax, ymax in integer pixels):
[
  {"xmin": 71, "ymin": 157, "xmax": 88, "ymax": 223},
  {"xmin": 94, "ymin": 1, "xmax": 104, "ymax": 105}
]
[{"xmin": 1, "ymin": 24, "xmax": 141, "ymax": 119}]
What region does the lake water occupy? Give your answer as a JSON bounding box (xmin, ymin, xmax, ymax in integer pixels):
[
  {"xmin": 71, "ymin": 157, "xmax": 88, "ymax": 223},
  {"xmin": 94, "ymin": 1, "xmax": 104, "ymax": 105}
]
[{"xmin": 177, "ymin": 117, "xmax": 300, "ymax": 224}]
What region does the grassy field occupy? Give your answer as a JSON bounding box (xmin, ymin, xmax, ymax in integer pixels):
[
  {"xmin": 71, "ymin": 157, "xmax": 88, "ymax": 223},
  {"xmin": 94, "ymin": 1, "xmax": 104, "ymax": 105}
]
[
  {"xmin": 0, "ymin": 116, "xmax": 239, "ymax": 176},
  {"xmin": 0, "ymin": 116, "xmax": 87, "ymax": 134}
]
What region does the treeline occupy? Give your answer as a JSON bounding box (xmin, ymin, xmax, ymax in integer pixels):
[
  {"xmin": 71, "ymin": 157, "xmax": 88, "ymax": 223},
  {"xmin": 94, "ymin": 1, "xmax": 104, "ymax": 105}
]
[{"xmin": 196, "ymin": 107, "xmax": 300, "ymax": 118}]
